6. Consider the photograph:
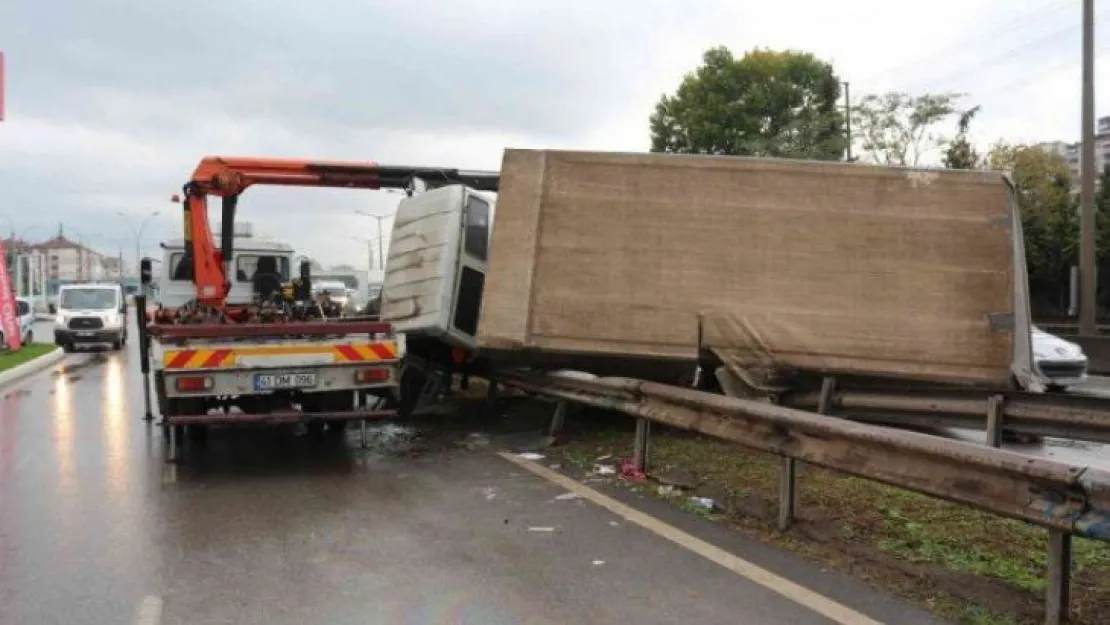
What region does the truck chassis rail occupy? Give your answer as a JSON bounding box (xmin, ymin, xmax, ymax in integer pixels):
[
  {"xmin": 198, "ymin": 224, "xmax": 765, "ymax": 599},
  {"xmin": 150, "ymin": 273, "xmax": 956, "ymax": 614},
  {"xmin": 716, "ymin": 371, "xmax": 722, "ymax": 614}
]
[
  {"xmin": 148, "ymin": 321, "xmax": 392, "ymax": 341},
  {"xmin": 161, "ymin": 408, "xmax": 396, "ymax": 426}
]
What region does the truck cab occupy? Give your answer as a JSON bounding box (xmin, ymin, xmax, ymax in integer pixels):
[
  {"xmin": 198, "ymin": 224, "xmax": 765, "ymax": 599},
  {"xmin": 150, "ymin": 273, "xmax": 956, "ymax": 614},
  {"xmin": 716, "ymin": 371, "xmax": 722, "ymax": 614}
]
[
  {"xmin": 157, "ymin": 238, "xmax": 294, "ymax": 310},
  {"xmin": 380, "ymin": 184, "xmax": 492, "ymax": 356}
]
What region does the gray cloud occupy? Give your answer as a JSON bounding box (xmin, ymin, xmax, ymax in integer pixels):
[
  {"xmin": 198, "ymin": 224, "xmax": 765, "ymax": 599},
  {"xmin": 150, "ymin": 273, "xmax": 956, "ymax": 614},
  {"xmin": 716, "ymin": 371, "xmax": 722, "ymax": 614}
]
[{"xmin": 1, "ymin": 0, "xmax": 1107, "ymax": 269}]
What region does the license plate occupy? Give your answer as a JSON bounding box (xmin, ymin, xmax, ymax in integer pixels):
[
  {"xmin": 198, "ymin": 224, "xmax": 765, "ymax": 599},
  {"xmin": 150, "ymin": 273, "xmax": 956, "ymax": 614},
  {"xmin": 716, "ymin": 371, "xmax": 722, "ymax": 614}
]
[
  {"xmin": 77, "ymin": 331, "xmax": 94, "ymax": 337},
  {"xmin": 254, "ymin": 372, "xmax": 318, "ymax": 391}
]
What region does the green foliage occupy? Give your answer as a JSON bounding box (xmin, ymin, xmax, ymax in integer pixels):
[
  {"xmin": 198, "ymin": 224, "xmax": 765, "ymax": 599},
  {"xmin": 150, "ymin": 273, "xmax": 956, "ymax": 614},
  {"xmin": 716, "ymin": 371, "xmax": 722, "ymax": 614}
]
[
  {"xmin": 649, "ymin": 46, "xmax": 846, "ymax": 160},
  {"xmin": 852, "ymin": 91, "xmax": 963, "ymax": 166},
  {"xmin": 1094, "ymin": 166, "xmax": 1110, "ymax": 309},
  {"xmin": 988, "ymin": 142, "xmax": 1077, "ymax": 311},
  {"xmin": 943, "ymin": 106, "xmax": 982, "ymax": 170}
]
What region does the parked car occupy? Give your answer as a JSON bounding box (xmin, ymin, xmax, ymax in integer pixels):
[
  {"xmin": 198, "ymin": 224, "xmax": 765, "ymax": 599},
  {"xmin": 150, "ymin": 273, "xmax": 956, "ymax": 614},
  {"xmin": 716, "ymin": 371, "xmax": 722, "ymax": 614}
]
[
  {"xmin": 1032, "ymin": 325, "xmax": 1088, "ymax": 391},
  {"xmin": 0, "ymin": 297, "xmax": 37, "ymax": 348}
]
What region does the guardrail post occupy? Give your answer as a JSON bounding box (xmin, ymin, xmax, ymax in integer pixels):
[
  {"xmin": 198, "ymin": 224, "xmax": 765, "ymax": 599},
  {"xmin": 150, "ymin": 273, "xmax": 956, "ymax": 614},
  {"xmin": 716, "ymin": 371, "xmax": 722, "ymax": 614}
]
[
  {"xmin": 778, "ymin": 456, "xmax": 796, "ymax": 531},
  {"xmin": 779, "ymin": 376, "xmax": 836, "ymax": 531},
  {"xmin": 1045, "ymin": 530, "xmax": 1073, "ymax": 625},
  {"xmin": 548, "ymin": 400, "xmax": 567, "ymax": 438},
  {"xmin": 986, "ymin": 394, "xmax": 1004, "ymax": 448},
  {"xmin": 633, "ymin": 418, "xmax": 651, "ymax": 473}
]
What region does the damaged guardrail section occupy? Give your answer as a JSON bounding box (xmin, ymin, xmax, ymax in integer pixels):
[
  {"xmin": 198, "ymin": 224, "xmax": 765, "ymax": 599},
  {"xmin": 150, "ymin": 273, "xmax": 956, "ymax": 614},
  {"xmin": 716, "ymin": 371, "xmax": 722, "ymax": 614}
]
[{"xmin": 498, "ymin": 372, "xmax": 1110, "ymax": 541}]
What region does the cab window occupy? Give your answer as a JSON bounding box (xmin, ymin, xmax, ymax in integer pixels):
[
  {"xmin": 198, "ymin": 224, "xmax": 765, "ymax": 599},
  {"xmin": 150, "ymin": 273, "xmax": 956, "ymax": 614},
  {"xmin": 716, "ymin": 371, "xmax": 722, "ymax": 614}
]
[
  {"xmin": 464, "ymin": 195, "xmax": 490, "ymax": 261},
  {"xmin": 236, "ymin": 255, "xmax": 290, "ymax": 283},
  {"xmin": 169, "ymin": 253, "xmax": 192, "ymax": 281},
  {"xmin": 16, "ymin": 300, "xmax": 29, "ymax": 316}
]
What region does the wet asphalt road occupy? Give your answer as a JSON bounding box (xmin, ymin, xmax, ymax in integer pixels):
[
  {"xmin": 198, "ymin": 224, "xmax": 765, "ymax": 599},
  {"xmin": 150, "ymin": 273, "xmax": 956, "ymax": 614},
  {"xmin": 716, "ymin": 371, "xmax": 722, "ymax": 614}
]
[{"xmin": 0, "ymin": 320, "xmax": 948, "ymax": 625}]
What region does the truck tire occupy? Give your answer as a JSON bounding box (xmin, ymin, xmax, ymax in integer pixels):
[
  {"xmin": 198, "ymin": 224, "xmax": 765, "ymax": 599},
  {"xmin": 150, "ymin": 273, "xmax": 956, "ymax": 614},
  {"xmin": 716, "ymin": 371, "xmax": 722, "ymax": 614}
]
[{"xmin": 397, "ymin": 365, "xmax": 427, "ymax": 419}]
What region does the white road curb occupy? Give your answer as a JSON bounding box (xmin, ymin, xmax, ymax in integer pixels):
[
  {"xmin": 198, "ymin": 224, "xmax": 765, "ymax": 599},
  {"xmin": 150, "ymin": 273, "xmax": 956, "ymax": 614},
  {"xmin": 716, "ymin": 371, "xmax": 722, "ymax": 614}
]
[{"xmin": 0, "ymin": 348, "xmax": 66, "ymax": 390}]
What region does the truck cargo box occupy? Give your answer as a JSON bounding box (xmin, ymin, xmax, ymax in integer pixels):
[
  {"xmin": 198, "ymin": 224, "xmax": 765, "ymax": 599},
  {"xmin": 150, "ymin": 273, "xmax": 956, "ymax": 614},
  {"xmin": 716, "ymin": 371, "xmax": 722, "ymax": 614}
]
[{"xmin": 476, "ymin": 149, "xmax": 1035, "ymax": 387}]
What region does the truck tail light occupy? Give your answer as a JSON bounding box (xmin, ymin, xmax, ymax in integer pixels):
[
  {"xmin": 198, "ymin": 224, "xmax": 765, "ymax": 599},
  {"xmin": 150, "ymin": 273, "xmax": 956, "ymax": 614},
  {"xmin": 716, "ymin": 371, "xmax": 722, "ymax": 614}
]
[
  {"xmin": 355, "ymin": 368, "xmax": 390, "ymax": 384},
  {"xmin": 175, "ymin": 376, "xmax": 213, "ymax": 392}
]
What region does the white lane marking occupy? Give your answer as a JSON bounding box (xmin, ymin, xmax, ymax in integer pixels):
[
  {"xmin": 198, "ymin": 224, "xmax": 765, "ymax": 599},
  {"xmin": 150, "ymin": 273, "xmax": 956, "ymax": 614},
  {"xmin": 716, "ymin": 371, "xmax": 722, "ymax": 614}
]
[
  {"xmin": 497, "ymin": 451, "xmax": 884, "ymax": 625},
  {"xmin": 134, "ymin": 595, "xmax": 163, "ymax": 625}
]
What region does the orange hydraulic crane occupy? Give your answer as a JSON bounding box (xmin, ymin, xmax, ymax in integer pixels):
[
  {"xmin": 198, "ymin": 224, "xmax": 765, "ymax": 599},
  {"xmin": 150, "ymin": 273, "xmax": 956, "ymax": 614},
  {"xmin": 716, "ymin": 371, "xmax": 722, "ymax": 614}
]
[{"xmin": 175, "ymin": 156, "xmax": 500, "ymax": 309}]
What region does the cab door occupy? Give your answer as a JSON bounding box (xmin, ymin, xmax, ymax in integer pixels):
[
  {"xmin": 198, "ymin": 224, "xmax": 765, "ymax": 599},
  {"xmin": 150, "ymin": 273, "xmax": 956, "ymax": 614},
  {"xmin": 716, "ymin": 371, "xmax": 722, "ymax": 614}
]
[{"xmin": 446, "ymin": 190, "xmax": 491, "ymax": 346}]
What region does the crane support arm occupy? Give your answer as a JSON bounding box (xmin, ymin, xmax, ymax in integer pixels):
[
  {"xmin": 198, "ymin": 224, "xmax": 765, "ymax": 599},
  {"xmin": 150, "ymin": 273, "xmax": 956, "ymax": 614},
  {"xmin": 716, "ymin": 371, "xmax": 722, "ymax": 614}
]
[{"xmin": 178, "ymin": 156, "xmax": 500, "ymax": 308}]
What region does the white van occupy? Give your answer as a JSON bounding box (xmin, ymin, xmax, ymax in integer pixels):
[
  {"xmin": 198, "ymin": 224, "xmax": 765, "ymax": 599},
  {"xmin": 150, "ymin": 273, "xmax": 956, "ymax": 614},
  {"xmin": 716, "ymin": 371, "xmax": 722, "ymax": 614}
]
[{"xmin": 53, "ymin": 283, "xmax": 128, "ymax": 352}]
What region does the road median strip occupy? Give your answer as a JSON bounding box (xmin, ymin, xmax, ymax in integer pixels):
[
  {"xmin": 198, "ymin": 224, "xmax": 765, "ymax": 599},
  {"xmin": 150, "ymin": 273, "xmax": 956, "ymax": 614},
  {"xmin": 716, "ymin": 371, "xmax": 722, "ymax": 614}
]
[{"xmin": 0, "ymin": 343, "xmax": 65, "ymax": 389}]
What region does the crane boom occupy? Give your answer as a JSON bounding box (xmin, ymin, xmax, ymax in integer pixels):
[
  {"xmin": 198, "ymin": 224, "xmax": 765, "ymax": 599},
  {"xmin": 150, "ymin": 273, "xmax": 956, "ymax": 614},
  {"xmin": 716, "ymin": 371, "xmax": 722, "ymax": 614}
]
[{"xmin": 177, "ymin": 156, "xmax": 500, "ymax": 308}]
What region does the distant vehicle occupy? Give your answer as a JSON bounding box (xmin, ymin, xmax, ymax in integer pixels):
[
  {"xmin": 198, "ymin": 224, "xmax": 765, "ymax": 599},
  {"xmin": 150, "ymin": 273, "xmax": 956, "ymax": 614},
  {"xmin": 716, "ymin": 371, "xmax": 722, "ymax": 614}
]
[
  {"xmin": 0, "ymin": 297, "xmax": 36, "ymax": 347},
  {"xmin": 53, "ymin": 283, "xmax": 128, "ymax": 352},
  {"xmin": 1032, "ymin": 326, "xmax": 1088, "ymax": 391},
  {"xmin": 313, "ymin": 280, "xmax": 352, "ymax": 312}
]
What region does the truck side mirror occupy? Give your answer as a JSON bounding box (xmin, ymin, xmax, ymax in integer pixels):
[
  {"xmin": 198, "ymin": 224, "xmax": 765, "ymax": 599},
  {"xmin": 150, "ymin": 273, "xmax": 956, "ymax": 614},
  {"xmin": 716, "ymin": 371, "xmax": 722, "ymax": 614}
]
[
  {"xmin": 299, "ymin": 260, "xmax": 311, "ymax": 280},
  {"xmin": 140, "ymin": 258, "xmax": 153, "ymax": 285}
]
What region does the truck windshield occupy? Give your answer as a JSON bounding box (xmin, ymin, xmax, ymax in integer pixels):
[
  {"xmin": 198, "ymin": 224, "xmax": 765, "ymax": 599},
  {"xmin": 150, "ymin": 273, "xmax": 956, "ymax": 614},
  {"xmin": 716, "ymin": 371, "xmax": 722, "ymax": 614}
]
[{"xmin": 60, "ymin": 288, "xmax": 117, "ymax": 310}]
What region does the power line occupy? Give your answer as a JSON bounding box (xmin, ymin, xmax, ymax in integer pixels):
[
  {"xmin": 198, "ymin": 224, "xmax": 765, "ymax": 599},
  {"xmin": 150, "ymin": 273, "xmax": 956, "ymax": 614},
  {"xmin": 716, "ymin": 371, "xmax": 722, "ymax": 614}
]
[
  {"xmin": 911, "ymin": 16, "xmax": 1109, "ymax": 92},
  {"xmin": 972, "ymin": 44, "xmax": 1110, "ymax": 100},
  {"xmin": 858, "ymin": 0, "xmax": 1075, "ymax": 84}
]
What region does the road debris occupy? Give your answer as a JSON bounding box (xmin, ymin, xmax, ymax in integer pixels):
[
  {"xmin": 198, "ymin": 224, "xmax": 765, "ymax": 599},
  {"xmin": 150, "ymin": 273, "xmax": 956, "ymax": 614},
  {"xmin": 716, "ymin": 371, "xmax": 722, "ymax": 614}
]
[
  {"xmin": 481, "ymin": 486, "xmax": 498, "ymax": 501},
  {"xmin": 528, "ymin": 526, "xmax": 556, "ymax": 532},
  {"xmin": 519, "ymin": 452, "xmax": 545, "ymax": 461},
  {"xmin": 594, "ymin": 464, "xmax": 616, "ymax": 475},
  {"xmin": 554, "ymin": 492, "xmax": 580, "ymax": 501},
  {"xmin": 689, "ymin": 496, "xmax": 718, "ymax": 511},
  {"xmin": 620, "ymin": 457, "xmax": 647, "ymax": 481},
  {"xmin": 657, "ymin": 485, "xmax": 679, "ymax": 497},
  {"xmin": 652, "ymin": 467, "xmax": 700, "ymax": 490},
  {"xmin": 592, "ymin": 560, "xmax": 606, "ymax": 566}
]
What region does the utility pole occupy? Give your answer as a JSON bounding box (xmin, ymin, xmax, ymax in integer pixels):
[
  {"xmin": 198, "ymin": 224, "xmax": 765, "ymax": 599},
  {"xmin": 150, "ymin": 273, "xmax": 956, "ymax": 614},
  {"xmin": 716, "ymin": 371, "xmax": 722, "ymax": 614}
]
[
  {"xmin": 1080, "ymin": 0, "xmax": 1097, "ymax": 334},
  {"xmin": 843, "ymin": 81, "xmax": 853, "ymax": 162}
]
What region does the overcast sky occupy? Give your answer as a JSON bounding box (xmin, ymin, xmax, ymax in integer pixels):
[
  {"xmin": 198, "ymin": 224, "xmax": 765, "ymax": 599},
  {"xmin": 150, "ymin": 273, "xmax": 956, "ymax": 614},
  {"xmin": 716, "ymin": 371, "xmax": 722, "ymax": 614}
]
[{"xmin": 0, "ymin": 0, "xmax": 1107, "ymax": 270}]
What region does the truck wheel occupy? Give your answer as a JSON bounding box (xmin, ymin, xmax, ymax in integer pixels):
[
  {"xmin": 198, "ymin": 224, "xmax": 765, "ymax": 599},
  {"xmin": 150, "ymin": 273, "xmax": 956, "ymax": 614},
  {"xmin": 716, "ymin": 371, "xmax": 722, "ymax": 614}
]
[
  {"xmin": 61, "ymin": 342, "xmax": 74, "ymax": 354},
  {"xmin": 111, "ymin": 338, "xmax": 122, "ymax": 351},
  {"xmin": 397, "ymin": 365, "xmax": 427, "ymax": 419}
]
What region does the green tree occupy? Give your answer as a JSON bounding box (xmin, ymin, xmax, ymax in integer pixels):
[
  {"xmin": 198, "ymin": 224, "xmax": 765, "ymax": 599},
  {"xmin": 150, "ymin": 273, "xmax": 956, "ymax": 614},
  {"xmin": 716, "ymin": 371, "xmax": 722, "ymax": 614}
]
[
  {"xmin": 942, "ymin": 106, "xmax": 981, "ymax": 169},
  {"xmin": 649, "ymin": 46, "xmax": 846, "ymax": 160},
  {"xmin": 988, "ymin": 142, "xmax": 1077, "ymax": 314},
  {"xmin": 852, "ymin": 91, "xmax": 963, "ymax": 166}
]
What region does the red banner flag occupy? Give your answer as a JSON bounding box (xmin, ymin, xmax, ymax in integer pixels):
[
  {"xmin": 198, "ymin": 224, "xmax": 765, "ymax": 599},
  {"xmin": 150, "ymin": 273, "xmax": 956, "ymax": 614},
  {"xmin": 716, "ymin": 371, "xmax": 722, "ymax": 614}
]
[{"xmin": 0, "ymin": 243, "xmax": 21, "ymax": 350}]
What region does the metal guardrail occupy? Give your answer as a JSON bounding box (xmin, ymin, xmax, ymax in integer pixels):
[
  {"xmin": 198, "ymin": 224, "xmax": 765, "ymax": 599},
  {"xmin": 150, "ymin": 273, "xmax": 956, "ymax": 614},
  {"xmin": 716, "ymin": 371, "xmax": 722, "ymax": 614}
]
[
  {"xmin": 494, "ymin": 371, "xmax": 1110, "ymax": 624},
  {"xmin": 781, "ymin": 384, "xmax": 1110, "ymax": 445},
  {"xmin": 499, "ymin": 372, "xmax": 1110, "ymax": 539}
]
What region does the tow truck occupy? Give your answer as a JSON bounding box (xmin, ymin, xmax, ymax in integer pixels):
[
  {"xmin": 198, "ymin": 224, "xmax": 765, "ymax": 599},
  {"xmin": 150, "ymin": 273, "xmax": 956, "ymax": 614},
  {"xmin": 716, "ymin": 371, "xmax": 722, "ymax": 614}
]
[{"xmin": 135, "ymin": 157, "xmax": 498, "ymax": 454}]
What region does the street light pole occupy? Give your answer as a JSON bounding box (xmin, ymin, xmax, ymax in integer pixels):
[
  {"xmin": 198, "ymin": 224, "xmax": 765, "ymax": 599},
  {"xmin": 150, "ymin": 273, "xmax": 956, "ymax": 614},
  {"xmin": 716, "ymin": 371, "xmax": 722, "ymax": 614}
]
[
  {"xmin": 354, "ymin": 209, "xmax": 389, "ymax": 271},
  {"xmin": 350, "ymin": 236, "xmax": 374, "ymax": 272},
  {"xmin": 117, "ymin": 210, "xmax": 160, "ymax": 280},
  {"xmin": 1079, "ymin": 0, "xmax": 1097, "ymax": 335}
]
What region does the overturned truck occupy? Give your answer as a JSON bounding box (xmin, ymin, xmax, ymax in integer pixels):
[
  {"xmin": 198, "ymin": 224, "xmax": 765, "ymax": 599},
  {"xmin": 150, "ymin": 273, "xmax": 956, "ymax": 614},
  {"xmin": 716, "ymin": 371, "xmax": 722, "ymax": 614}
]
[{"xmin": 382, "ymin": 149, "xmax": 1037, "ymax": 406}]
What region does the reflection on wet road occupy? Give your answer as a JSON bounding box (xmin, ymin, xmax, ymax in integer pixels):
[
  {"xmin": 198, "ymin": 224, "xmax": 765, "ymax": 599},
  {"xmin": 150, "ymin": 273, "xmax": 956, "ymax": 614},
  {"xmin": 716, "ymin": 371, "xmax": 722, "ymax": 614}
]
[
  {"xmin": 5, "ymin": 322, "xmax": 916, "ymax": 625},
  {"xmin": 7, "ymin": 316, "xmax": 1110, "ymax": 623}
]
